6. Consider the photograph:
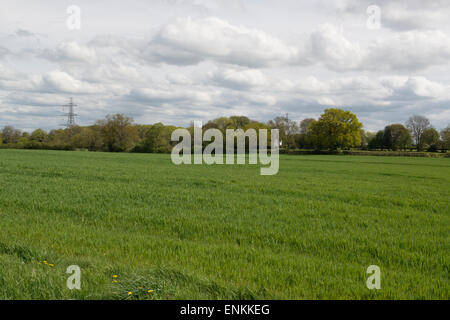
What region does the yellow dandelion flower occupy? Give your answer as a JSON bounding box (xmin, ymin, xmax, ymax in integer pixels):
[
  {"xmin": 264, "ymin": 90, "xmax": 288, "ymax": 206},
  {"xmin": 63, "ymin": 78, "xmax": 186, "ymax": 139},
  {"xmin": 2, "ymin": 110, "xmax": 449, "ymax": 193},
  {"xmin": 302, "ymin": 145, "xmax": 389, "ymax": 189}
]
[
  {"xmin": 43, "ymin": 261, "xmax": 48, "ymax": 264},
  {"xmin": 113, "ymin": 275, "xmax": 118, "ymax": 278},
  {"xmin": 49, "ymin": 264, "xmax": 55, "ymax": 267},
  {"xmin": 128, "ymin": 292, "xmax": 133, "ymax": 295},
  {"xmin": 148, "ymin": 290, "xmax": 153, "ymax": 293}
]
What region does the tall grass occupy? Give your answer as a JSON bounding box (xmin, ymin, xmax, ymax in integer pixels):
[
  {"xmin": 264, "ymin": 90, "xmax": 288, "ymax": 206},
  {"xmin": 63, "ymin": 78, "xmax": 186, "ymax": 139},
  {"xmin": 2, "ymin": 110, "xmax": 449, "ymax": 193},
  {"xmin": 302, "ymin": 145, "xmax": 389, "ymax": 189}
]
[{"xmin": 0, "ymin": 149, "xmax": 448, "ymax": 299}]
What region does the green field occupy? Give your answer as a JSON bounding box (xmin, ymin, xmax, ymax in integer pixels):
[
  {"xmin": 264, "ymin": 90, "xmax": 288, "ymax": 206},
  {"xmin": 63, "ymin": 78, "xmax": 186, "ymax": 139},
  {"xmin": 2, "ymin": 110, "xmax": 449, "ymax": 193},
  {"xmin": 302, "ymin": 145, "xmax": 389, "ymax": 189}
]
[{"xmin": 0, "ymin": 149, "xmax": 448, "ymax": 299}]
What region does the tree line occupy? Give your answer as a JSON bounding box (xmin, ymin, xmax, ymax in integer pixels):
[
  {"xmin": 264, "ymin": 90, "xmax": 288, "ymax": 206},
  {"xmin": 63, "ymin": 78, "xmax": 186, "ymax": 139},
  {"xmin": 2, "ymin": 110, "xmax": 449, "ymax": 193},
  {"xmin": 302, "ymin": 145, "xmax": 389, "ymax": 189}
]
[{"xmin": 1, "ymin": 109, "xmax": 449, "ymax": 153}]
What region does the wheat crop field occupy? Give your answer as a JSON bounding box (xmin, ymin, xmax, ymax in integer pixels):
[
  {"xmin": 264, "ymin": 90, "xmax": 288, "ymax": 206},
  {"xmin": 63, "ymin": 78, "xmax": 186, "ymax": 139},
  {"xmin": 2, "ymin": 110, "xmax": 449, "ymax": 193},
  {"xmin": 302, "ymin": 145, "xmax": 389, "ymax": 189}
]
[{"xmin": 0, "ymin": 149, "xmax": 448, "ymax": 299}]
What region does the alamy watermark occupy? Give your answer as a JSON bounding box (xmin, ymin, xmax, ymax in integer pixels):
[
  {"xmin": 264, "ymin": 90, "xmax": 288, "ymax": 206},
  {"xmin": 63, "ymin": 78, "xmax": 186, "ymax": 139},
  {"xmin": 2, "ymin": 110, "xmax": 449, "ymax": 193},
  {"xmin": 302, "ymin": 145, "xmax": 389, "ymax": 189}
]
[
  {"xmin": 61, "ymin": 263, "xmax": 382, "ymax": 292},
  {"xmin": 67, "ymin": 5, "xmax": 81, "ymax": 30},
  {"xmin": 366, "ymin": 5, "xmax": 381, "ymax": 30},
  {"xmin": 170, "ymin": 122, "xmax": 280, "ymax": 176},
  {"xmin": 66, "ymin": 265, "xmax": 81, "ymax": 290},
  {"xmin": 366, "ymin": 265, "xmax": 381, "ymax": 290}
]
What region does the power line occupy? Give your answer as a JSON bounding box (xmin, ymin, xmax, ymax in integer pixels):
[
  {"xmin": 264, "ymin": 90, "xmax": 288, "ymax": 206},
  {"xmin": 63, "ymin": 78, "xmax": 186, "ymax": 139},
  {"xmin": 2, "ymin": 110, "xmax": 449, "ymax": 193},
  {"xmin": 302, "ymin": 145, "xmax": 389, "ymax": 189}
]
[{"xmin": 62, "ymin": 97, "xmax": 78, "ymax": 128}]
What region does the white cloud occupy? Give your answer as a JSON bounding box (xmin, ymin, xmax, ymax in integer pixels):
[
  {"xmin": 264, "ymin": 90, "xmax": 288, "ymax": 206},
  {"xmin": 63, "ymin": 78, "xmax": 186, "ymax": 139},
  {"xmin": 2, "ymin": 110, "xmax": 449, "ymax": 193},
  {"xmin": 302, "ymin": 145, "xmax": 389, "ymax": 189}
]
[
  {"xmin": 391, "ymin": 77, "xmax": 450, "ymax": 101},
  {"xmin": 364, "ymin": 31, "xmax": 450, "ymax": 72},
  {"xmin": 41, "ymin": 42, "xmax": 97, "ymax": 65},
  {"xmin": 40, "ymin": 70, "xmax": 103, "ymax": 94},
  {"xmin": 0, "ymin": 68, "xmax": 103, "ymax": 94},
  {"xmin": 144, "ymin": 17, "xmax": 299, "ymax": 67},
  {"xmin": 336, "ymin": 0, "xmax": 450, "ymax": 31},
  {"xmin": 0, "ymin": 46, "xmax": 10, "ymax": 59},
  {"xmin": 210, "ymin": 67, "xmax": 267, "ymax": 89},
  {"xmin": 0, "ymin": 1, "xmax": 449, "ymax": 131},
  {"xmin": 166, "ymin": 73, "xmax": 193, "ymax": 85},
  {"xmin": 128, "ymin": 87, "xmax": 213, "ymax": 104},
  {"xmin": 0, "ymin": 63, "xmax": 20, "ymax": 80},
  {"xmin": 140, "ymin": 18, "xmax": 450, "ymax": 73},
  {"xmin": 308, "ymin": 24, "xmax": 362, "ymax": 71}
]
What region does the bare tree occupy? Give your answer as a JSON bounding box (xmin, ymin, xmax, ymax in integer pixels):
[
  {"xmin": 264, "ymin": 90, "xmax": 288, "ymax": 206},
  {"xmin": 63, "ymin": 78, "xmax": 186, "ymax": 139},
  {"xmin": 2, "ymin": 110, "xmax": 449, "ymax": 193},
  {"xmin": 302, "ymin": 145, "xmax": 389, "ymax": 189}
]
[
  {"xmin": 441, "ymin": 125, "xmax": 450, "ymax": 150},
  {"xmin": 406, "ymin": 115, "xmax": 431, "ymax": 150},
  {"xmin": 268, "ymin": 114, "xmax": 299, "ymax": 153}
]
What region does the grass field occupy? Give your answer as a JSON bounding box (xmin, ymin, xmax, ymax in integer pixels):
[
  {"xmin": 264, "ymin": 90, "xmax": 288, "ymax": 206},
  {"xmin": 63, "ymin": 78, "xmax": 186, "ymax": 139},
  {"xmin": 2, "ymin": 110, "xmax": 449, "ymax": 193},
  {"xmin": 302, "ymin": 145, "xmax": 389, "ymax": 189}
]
[{"xmin": 0, "ymin": 149, "xmax": 448, "ymax": 299}]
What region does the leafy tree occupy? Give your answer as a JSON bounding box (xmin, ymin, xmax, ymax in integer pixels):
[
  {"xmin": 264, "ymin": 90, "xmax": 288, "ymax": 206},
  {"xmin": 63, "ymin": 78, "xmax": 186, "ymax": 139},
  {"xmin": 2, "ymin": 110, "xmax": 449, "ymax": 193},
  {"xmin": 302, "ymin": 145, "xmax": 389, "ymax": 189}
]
[
  {"xmin": 292, "ymin": 119, "xmax": 316, "ymax": 150},
  {"xmin": 137, "ymin": 123, "xmax": 176, "ymax": 153},
  {"xmin": 30, "ymin": 129, "xmax": 48, "ymax": 143},
  {"xmin": 360, "ymin": 130, "xmax": 370, "ymax": 149},
  {"xmin": 48, "ymin": 129, "xmax": 70, "ymax": 147},
  {"xmin": 85, "ymin": 126, "xmax": 104, "ymax": 151},
  {"xmin": 406, "ymin": 115, "xmax": 431, "ymax": 150},
  {"xmin": 70, "ymin": 126, "xmax": 103, "ymax": 151},
  {"xmin": 309, "ymin": 108, "xmax": 363, "ymax": 150},
  {"xmin": 135, "ymin": 124, "xmax": 153, "ymax": 140},
  {"xmin": 299, "ymin": 118, "xmax": 315, "ymax": 134},
  {"xmin": 16, "ymin": 136, "xmax": 30, "ymax": 148},
  {"xmin": 294, "ymin": 133, "xmax": 310, "ymax": 149},
  {"xmin": 229, "ymin": 116, "xmax": 250, "ymax": 129},
  {"xmin": 363, "ymin": 131, "xmax": 376, "ymax": 149},
  {"xmin": 422, "ymin": 128, "xmax": 440, "ymax": 152},
  {"xmin": 202, "ymin": 121, "xmax": 219, "ymax": 131},
  {"xmin": 368, "ymin": 130, "xmax": 384, "ymax": 150},
  {"xmin": 244, "ymin": 121, "xmax": 271, "ymax": 149},
  {"xmin": 382, "ymin": 124, "xmax": 412, "ymax": 151},
  {"xmin": 201, "ymin": 118, "xmax": 271, "ymax": 152},
  {"xmin": 208, "ymin": 117, "xmax": 234, "ymax": 132},
  {"xmin": 1, "ymin": 111, "xmax": 445, "ymax": 155},
  {"xmin": 96, "ymin": 114, "xmax": 139, "ymax": 152}
]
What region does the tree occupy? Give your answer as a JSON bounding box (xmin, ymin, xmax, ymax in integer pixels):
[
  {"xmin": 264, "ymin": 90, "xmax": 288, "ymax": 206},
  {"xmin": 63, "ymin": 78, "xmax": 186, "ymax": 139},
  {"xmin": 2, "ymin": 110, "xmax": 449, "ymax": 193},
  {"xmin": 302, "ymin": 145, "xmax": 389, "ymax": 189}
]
[
  {"xmin": 244, "ymin": 121, "xmax": 271, "ymax": 150},
  {"xmin": 422, "ymin": 128, "xmax": 440, "ymax": 152},
  {"xmin": 299, "ymin": 118, "xmax": 315, "ymax": 134},
  {"xmin": 96, "ymin": 114, "xmax": 139, "ymax": 152},
  {"xmin": 268, "ymin": 114, "xmax": 298, "ymax": 153},
  {"xmin": 1, "ymin": 126, "xmax": 21, "ymax": 144},
  {"xmin": 360, "ymin": 130, "xmax": 371, "ymax": 149},
  {"xmin": 382, "ymin": 124, "xmax": 412, "ymax": 151},
  {"xmin": 138, "ymin": 123, "xmax": 176, "ymax": 153},
  {"xmin": 368, "ymin": 130, "xmax": 384, "ymax": 149},
  {"xmin": 70, "ymin": 126, "xmax": 103, "ymax": 151},
  {"xmin": 16, "ymin": 136, "xmax": 30, "ymax": 148},
  {"xmin": 229, "ymin": 116, "xmax": 250, "ymax": 129},
  {"xmin": 47, "ymin": 129, "xmax": 70, "ymax": 148},
  {"xmin": 309, "ymin": 108, "xmax": 363, "ymax": 150},
  {"xmin": 294, "ymin": 118, "xmax": 316, "ymax": 149},
  {"xmin": 441, "ymin": 125, "xmax": 450, "ymax": 150},
  {"xmin": 209, "ymin": 117, "xmax": 234, "ymax": 132},
  {"xmin": 204, "ymin": 116, "xmax": 252, "ymax": 132},
  {"xmin": 363, "ymin": 131, "xmax": 376, "ymax": 149},
  {"xmin": 30, "ymin": 129, "xmax": 48, "ymax": 143},
  {"xmin": 406, "ymin": 115, "xmax": 431, "ymax": 150}
]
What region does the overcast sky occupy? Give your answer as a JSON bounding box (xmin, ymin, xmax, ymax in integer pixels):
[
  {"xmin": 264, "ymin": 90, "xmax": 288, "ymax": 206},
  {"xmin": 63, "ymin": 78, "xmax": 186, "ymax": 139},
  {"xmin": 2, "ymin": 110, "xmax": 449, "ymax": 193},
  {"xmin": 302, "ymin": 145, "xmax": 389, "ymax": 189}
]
[{"xmin": 1, "ymin": 0, "xmax": 449, "ymax": 132}]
